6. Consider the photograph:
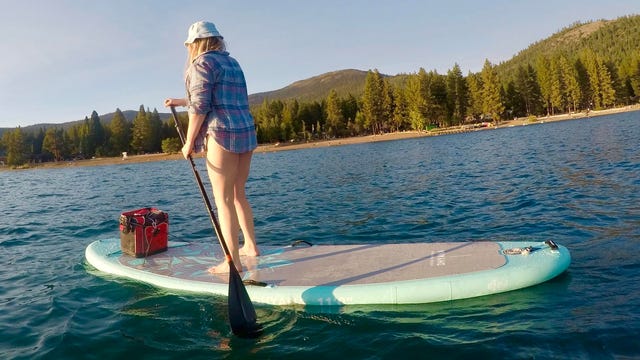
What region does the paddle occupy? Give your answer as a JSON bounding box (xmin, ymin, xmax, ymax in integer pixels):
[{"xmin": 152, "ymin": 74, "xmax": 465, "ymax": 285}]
[{"xmin": 170, "ymin": 106, "xmax": 261, "ymax": 338}]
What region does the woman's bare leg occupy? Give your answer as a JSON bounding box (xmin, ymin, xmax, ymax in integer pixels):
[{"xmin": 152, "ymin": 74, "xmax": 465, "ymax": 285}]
[
  {"xmin": 205, "ymin": 138, "xmax": 243, "ymax": 273},
  {"xmin": 235, "ymin": 151, "xmax": 259, "ymax": 256}
]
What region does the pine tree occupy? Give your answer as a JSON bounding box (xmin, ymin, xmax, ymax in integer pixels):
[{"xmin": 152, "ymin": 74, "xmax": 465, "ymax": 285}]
[
  {"xmin": 341, "ymin": 94, "xmax": 359, "ymax": 132},
  {"xmin": 381, "ymin": 77, "xmax": 394, "ymax": 132},
  {"xmin": 446, "ymin": 63, "xmax": 468, "ymax": 125},
  {"xmin": 598, "ymin": 61, "xmax": 616, "ymax": 107},
  {"xmin": 148, "ymin": 108, "xmax": 163, "ymax": 152},
  {"xmin": 549, "ymin": 57, "xmax": 564, "ymax": 115},
  {"xmin": 361, "ymin": 69, "xmax": 386, "ymax": 133},
  {"xmin": 582, "ymin": 49, "xmax": 603, "ymax": 109},
  {"xmin": 325, "ymin": 89, "xmax": 344, "ymax": 137},
  {"xmin": 574, "ymin": 58, "xmax": 592, "ymax": 109},
  {"xmin": 391, "ymin": 85, "xmax": 408, "ymax": 132},
  {"xmin": 109, "ymin": 108, "xmax": 131, "ymax": 155},
  {"xmin": 558, "ymin": 55, "xmax": 582, "ymax": 112},
  {"xmin": 536, "ymin": 56, "xmax": 553, "ymax": 115},
  {"xmin": 131, "ymin": 105, "xmax": 151, "ymax": 154},
  {"xmin": 32, "ymin": 128, "xmax": 45, "ymax": 158},
  {"xmin": 66, "ymin": 124, "xmax": 84, "ymax": 157},
  {"xmin": 405, "ymin": 69, "xmax": 428, "ymax": 130},
  {"xmin": 2, "ymin": 128, "xmax": 26, "ymax": 166},
  {"xmin": 480, "ymin": 59, "xmax": 505, "ymax": 122},
  {"xmin": 429, "ymin": 70, "xmax": 448, "ymax": 127},
  {"xmin": 85, "ymin": 110, "xmax": 105, "ymax": 156},
  {"xmin": 466, "ymin": 72, "xmax": 484, "ymax": 120},
  {"xmin": 504, "ymin": 80, "xmax": 524, "ymax": 118},
  {"xmin": 515, "ymin": 64, "xmax": 541, "ymax": 116},
  {"xmin": 281, "ymin": 100, "xmax": 299, "ymax": 141},
  {"xmin": 42, "ymin": 128, "xmax": 65, "ymax": 161}
]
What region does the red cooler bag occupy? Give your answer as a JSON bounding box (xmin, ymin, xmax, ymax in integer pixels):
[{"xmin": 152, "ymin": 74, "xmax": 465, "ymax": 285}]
[{"xmin": 119, "ymin": 207, "xmax": 168, "ymax": 257}]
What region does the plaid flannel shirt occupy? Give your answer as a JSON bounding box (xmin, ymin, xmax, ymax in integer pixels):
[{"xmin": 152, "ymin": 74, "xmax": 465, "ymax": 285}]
[{"xmin": 186, "ymin": 51, "xmax": 257, "ymax": 154}]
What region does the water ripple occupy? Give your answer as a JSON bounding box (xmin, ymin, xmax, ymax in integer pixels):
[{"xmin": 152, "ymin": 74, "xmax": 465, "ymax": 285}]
[{"xmin": 1, "ymin": 111, "xmax": 639, "ymax": 359}]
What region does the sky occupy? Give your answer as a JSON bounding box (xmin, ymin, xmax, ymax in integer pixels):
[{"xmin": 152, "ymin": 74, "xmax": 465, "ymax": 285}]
[{"xmin": 1, "ymin": 0, "xmax": 639, "ymax": 128}]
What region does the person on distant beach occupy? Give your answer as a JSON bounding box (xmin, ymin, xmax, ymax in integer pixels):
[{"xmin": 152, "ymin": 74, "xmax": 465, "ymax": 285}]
[{"xmin": 164, "ymin": 20, "xmax": 259, "ymax": 274}]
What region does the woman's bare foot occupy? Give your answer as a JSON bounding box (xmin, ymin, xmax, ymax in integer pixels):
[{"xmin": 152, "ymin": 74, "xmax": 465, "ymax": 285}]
[
  {"xmin": 239, "ymin": 245, "xmax": 260, "ymax": 257},
  {"xmin": 207, "ymin": 261, "xmax": 243, "ymax": 274}
]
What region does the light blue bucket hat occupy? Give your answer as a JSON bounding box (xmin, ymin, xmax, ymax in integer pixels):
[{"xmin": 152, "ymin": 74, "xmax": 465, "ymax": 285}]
[{"xmin": 184, "ymin": 21, "xmax": 223, "ymax": 46}]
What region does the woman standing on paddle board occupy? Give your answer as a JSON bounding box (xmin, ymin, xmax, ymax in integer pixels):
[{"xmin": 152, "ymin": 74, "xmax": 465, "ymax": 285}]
[{"xmin": 165, "ymin": 20, "xmax": 259, "ymax": 274}]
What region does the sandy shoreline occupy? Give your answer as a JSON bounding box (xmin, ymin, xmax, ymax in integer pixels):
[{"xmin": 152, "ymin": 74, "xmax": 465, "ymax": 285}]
[{"xmin": 4, "ymin": 105, "xmax": 638, "ymax": 170}]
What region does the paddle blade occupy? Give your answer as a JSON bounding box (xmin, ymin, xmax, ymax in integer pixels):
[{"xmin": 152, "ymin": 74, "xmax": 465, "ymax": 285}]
[{"xmin": 227, "ymin": 264, "xmax": 262, "ymax": 338}]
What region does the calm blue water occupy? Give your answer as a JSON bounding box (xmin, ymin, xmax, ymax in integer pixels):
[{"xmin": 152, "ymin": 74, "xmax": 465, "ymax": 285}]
[{"xmin": 1, "ymin": 112, "xmax": 639, "ymax": 359}]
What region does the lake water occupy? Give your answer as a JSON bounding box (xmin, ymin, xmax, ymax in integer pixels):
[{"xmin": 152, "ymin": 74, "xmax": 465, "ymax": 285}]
[{"xmin": 1, "ymin": 112, "xmax": 639, "ymax": 359}]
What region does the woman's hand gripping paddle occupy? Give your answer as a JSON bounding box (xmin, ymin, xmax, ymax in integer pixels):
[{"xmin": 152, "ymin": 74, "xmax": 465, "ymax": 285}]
[{"xmin": 170, "ymin": 107, "xmax": 261, "ymax": 338}]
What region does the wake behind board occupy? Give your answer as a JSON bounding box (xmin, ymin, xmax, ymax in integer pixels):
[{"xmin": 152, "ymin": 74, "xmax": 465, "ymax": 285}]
[{"xmin": 85, "ymin": 239, "xmax": 570, "ymax": 306}]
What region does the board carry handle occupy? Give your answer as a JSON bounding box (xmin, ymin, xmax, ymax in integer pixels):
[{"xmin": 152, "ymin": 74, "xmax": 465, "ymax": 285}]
[
  {"xmin": 545, "ymin": 240, "xmax": 559, "ymax": 250},
  {"xmin": 291, "ymin": 240, "xmax": 313, "ymax": 247}
]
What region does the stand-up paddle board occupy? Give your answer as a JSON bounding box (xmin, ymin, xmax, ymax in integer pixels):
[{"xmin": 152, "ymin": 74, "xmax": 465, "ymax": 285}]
[{"xmin": 85, "ymin": 239, "xmax": 570, "ymax": 306}]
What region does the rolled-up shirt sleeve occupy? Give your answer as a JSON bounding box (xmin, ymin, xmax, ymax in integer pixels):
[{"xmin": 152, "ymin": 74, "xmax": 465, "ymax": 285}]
[{"xmin": 186, "ymin": 60, "xmax": 216, "ymax": 115}]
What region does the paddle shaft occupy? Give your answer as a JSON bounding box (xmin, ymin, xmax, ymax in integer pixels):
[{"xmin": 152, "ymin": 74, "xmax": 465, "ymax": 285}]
[{"xmin": 170, "ymin": 107, "xmax": 235, "ymax": 262}]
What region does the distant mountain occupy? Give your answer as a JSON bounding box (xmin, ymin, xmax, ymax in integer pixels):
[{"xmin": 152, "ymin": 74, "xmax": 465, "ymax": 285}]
[{"xmin": 248, "ymin": 69, "xmax": 371, "ymax": 106}]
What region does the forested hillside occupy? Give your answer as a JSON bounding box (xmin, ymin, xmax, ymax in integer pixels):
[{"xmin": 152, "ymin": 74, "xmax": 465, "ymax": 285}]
[
  {"xmin": 2, "ymin": 15, "xmax": 639, "ymax": 167},
  {"xmin": 250, "ymin": 15, "xmax": 640, "ymax": 143},
  {"xmin": 499, "ymin": 16, "xmax": 640, "ymax": 82}
]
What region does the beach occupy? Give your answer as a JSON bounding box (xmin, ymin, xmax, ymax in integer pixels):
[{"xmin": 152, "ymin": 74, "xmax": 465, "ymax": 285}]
[{"xmin": 5, "ymin": 104, "xmax": 638, "ymax": 170}]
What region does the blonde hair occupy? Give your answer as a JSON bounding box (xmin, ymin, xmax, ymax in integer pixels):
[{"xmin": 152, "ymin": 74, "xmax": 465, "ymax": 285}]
[{"xmin": 187, "ymin": 36, "xmax": 226, "ymax": 63}]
